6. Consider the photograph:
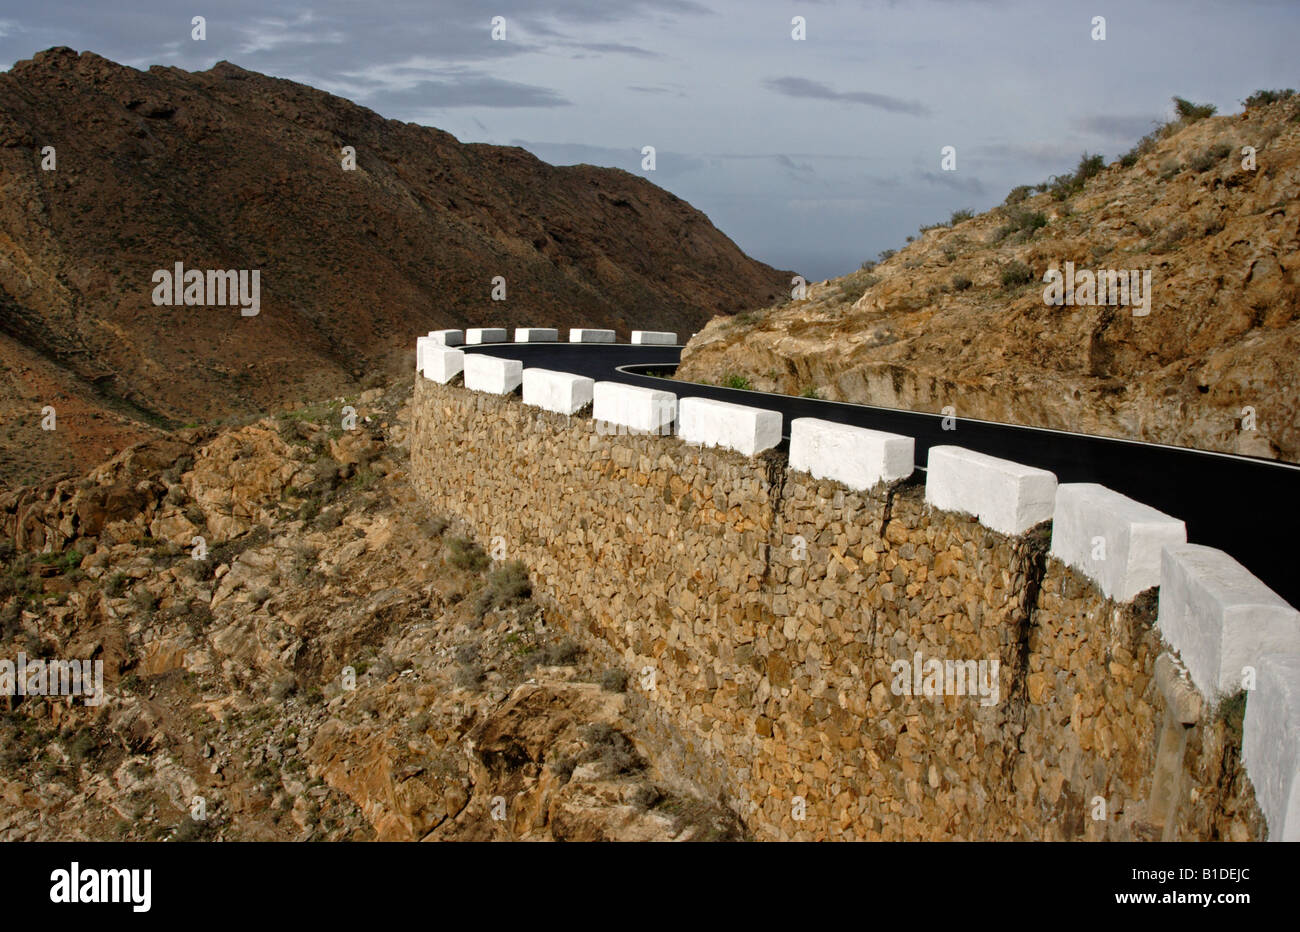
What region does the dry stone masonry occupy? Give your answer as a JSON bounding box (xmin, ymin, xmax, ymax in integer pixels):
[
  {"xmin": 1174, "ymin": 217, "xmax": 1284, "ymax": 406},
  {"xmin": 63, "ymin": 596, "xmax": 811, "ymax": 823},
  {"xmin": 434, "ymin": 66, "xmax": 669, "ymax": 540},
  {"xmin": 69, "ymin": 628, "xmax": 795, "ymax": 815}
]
[{"xmin": 410, "ymin": 332, "xmax": 1298, "ymax": 841}]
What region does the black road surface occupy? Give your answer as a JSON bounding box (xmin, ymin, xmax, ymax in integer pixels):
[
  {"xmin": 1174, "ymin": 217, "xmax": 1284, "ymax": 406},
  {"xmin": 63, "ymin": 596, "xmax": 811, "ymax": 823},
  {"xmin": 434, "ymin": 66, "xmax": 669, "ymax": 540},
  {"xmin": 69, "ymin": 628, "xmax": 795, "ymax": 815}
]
[{"xmin": 464, "ymin": 342, "xmax": 1300, "ymax": 609}]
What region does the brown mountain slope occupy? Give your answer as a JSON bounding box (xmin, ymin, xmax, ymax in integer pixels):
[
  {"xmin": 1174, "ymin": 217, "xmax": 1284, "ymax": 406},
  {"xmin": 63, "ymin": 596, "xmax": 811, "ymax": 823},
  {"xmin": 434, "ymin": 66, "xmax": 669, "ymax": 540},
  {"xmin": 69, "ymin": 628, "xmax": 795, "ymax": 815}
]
[
  {"xmin": 0, "ymin": 47, "xmax": 788, "ymax": 485},
  {"xmin": 677, "ymin": 96, "xmax": 1300, "ymax": 462}
]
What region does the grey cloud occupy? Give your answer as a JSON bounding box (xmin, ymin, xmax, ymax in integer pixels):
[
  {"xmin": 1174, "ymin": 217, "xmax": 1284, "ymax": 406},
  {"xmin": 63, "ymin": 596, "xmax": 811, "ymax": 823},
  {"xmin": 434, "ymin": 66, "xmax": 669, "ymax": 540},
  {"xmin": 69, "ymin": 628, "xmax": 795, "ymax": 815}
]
[
  {"xmin": 974, "ymin": 140, "xmax": 1089, "ymax": 168},
  {"xmin": 508, "ymin": 139, "xmax": 707, "ymax": 178},
  {"xmin": 560, "ymin": 41, "xmax": 660, "ymax": 58},
  {"xmin": 775, "ymin": 154, "xmax": 814, "ymax": 173},
  {"xmin": 763, "ymin": 76, "xmax": 930, "ymax": 116},
  {"xmin": 375, "ymin": 73, "xmax": 571, "ymax": 109},
  {"xmin": 1077, "ymin": 113, "xmax": 1164, "ymax": 141},
  {"xmin": 915, "ymin": 170, "xmax": 986, "ymax": 195}
]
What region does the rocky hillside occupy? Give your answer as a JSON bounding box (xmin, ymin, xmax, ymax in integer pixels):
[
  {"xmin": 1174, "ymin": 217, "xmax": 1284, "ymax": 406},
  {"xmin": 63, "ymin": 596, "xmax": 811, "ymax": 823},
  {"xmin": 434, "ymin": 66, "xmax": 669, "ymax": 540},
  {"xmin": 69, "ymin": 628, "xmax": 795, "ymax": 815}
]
[
  {"xmin": 677, "ymin": 94, "xmax": 1300, "ymax": 462},
  {"xmin": 0, "ymin": 381, "xmax": 743, "ymax": 841},
  {"xmin": 0, "ymin": 47, "xmax": 788, "ymax": 485}
]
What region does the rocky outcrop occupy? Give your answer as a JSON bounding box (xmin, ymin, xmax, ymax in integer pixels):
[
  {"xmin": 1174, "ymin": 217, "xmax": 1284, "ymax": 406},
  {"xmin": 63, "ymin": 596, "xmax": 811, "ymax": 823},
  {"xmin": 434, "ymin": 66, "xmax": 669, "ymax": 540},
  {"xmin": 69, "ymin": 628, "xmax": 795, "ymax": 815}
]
[
  {"xmin": 0, "ymin": 380, "xmax": 736, "ymax": 841},
  {"xmin": 676, "ymin": 96, "xmax": 1300, "ymax": 462}
]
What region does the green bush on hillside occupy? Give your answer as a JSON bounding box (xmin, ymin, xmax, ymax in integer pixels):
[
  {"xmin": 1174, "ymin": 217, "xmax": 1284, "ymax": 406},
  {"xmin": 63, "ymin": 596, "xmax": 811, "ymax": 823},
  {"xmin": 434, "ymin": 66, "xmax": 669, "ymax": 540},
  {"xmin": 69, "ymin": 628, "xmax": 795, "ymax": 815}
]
[
  {"xmin": 1244, "ymin": 88, "xmax": 1296, "ymax": 108},
  {"xmin": 1173, "ymin": 96, "xmax": 1217, "ymax": 122}
]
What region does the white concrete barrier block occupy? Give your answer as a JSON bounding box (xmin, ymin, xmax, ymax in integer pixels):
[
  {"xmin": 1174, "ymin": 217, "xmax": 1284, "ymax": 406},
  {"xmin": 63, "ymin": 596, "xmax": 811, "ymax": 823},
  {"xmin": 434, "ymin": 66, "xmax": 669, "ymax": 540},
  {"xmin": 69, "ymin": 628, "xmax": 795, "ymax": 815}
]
[
  {"xmin": 1156, "ymin": 544, "xmax": 1300, "ymax": 701},
  {"xmin": 463, "ymin": 354, "xmax": 522, "ymax": 394},
  {"xmin": 522, "ymin": 368, "xmax": 594, "ymax": 415},
  {"xmin": 679, "ymin": 397, "xmax": 782, "ymax": 456},
  {"xmin": 416, "ymin": 336, "xmax": 432, "ymax": 372},
  {"xmin": 788, "ymin": 417, "xmax": 913, "ymax": 492},
  {"xmin": 1243, "ymin": 654, "xmax": 1300, "ymax": 841},
  {"xmin": 514, "ymin": 328, "xmax": 558, "ymax": 343},
  {"xmin": 466, "ymin": 328, "xmax": 507, "ymax": 344},
  {"xmin": 569, "ymin": 329, "xmax": 616, "ymax": 343},
  {"xmin": 631, "ymin": 330, "xmax": 677, "ymax": 345},
  {"xmin": 925, "ymin": 445, "xmax": 1057, "ymax": 536},
  {"xmin": 427, "ymin": 329, "xmax": 464, "ymax": 347},
  {"xmin": 421, "ymin": 346, "xmax": 465, "ymax": 385},
  {"xmin": 1048, "ymin": 483, "xmax": 1186, "ymax": 603},
  {"xmin": 592, "ymin": 381, "xmax": 676, "ymax": 434}
]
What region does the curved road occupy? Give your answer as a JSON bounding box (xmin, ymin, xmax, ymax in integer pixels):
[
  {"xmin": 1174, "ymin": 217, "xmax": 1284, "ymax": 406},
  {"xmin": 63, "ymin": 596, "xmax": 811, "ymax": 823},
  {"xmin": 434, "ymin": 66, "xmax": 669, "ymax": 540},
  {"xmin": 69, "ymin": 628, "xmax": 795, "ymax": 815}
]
[{"xmin": 464, "ymin": 342, "xmax": 1300, "ymax": 609}]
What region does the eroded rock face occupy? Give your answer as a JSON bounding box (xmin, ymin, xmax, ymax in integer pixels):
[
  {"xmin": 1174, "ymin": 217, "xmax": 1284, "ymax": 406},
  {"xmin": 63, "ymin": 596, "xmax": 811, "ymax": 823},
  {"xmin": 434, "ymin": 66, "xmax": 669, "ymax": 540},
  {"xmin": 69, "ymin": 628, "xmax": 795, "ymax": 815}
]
[
  {"xmin": 0, "ymin": 384, "xmax": 740, "ymax": 842},
  {"xmin": 677, "ymin": 100, "xmax": 1300, "ymax": 462},
  {"xmin": 186, "ymin": 428, "xmax": 307, "ymax": 540}
]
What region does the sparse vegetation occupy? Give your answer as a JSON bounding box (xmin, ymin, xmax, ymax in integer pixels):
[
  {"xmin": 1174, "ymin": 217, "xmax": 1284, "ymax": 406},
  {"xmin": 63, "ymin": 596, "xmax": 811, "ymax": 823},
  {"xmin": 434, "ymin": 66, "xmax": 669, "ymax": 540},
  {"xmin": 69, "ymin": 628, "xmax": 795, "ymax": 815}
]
[
  {"xmin": 420, "ymin": 516, "xmax": 449, "ymax": 537},
  {"xmin": 1244, "ymin": 88, "xmax": 1296, "ymax": 109},
  {"xmin": 600, "ymin": 668, "xmax": 629, "ymax": 692},
  {"xmin": 951, "ymin": 274, "xmax": 973, "ymax": 291},
  {"xmin": 837, "ymin": 269, "xmax": 880, "ymax": 303},
  {"xmin": 994, "ymin": 206, "xmax": 1048, "ymax": 241},
  {"xmin": 1173, "ymin": 96, "xmax": 1217, "ymax": 122},
  {"xmin": 1003, "ymin": 185, "xmax": 1033, "ymax": 206},
  {"xmin": 1049, "ymin": 152, "xmax": 1106, "ymax": 201},
  {"xmin": 1189, "ymin": 142, "xmax": 1233, "ymax": 172},
  {"xmin": 723, "ymin": 373, "xmax": 754, "ymax": 391},
  {"xmin": 447, "ymin": 536, "xmax": 489, "ymax": 573},
  {"xmin": 475, "ymin": 559, "xmax": 531, "ymax": 614},
  {"xmin": 949, "ymin": 208, "xmax": 974, "ymax": 224},
  {"xmin": 553, "ymin": 723, "xmax": 644, "ymax": 784},
  {"xmin": 453, "ymin": 661, "xmax": 484, "ymax": 690},
  {"xmin": 1000, "ymin": 260, "xmax": 1035, "ymax": 288},
  {"xmin": 536, "ymin": 637, "xmax": 582, "ymax": 667}
]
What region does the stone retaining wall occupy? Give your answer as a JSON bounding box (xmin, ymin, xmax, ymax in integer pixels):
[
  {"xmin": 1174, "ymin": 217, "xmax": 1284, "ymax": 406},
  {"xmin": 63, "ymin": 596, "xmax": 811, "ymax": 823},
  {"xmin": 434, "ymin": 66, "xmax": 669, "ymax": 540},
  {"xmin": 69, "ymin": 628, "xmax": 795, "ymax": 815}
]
[{"xmin": 409, "ymin": 371, "xmax": 1276, "ymax": 840}]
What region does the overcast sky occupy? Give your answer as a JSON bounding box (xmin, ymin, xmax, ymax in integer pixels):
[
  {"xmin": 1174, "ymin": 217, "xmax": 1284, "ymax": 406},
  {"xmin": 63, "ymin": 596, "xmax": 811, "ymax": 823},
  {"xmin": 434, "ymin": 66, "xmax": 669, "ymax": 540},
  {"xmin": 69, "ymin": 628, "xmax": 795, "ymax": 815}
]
[{"xmin": 2, "ymin": 0, "xmax": 1297, "ymax": 280}]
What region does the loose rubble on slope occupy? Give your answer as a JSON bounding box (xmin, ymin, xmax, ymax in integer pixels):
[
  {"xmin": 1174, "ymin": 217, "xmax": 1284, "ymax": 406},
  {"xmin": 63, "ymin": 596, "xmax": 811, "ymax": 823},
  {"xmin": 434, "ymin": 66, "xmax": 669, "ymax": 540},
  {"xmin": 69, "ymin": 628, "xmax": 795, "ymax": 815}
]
[{"xmin": 0, "ymin": 379, "xmax": 743, "ymax": 841}]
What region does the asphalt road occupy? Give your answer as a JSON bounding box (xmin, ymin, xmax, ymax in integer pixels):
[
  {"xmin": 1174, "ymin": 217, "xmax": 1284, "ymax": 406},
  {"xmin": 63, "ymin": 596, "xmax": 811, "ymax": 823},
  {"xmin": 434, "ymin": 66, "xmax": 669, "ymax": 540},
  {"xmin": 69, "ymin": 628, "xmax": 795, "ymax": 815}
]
[{"xmin": 465, "ymin": 341, "xmax": 1300, "ymax": 609}]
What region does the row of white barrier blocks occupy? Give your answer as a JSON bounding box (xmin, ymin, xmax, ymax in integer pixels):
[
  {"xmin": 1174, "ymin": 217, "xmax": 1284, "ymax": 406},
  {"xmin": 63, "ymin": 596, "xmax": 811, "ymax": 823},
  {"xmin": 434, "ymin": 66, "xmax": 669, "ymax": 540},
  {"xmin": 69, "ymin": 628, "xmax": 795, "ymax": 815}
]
[
  {"xmin": 415, "ymin": 332, "xmax": 1299, "ymax": 840},
  {"xmin": 424, "ymin": 327, "xmax": 675, "ymax": 345},
  {"xmin": 922, "ymin": 442, "xmax": 1300, "ymax": 840}
]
